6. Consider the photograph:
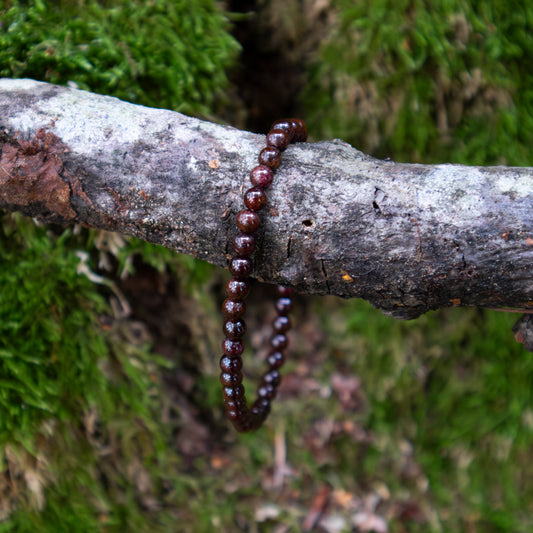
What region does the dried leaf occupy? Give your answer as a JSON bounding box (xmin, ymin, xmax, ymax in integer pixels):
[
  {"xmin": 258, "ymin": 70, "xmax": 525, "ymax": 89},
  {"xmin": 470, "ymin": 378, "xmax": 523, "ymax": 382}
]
[{"xmin": 352, "ymin": 511, "xmax": 388, "ymax": 532}]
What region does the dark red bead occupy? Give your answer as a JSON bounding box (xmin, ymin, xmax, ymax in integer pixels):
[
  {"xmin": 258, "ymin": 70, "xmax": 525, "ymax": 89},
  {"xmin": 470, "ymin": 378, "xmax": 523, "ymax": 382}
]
[
  {"xmin": 263, "ymin": 370, "xmax": 281, "ymax": 387},
  {"xmin": 273, "ymin": 315, "xmax": 291, "ymax": 333},
  {"xmin": 257, "ymin": 383, "xmax": 276, "ymax": 400},
  {"xmin": 222, "ymin": 298, "xmax": 246, "ymax": 319},
  {"xmin": 220, "ymin": 371, "xmax": 243, "ymax": 387},
  {"xmin": 232, "ymin": 234, "xmax": 256, "ymax": 256},
  {"xmin": 229, "ymin": 257, "xmax": 253, "ymax": 278},
  {"xmin": 277, "ymin": 285, "xmax": 294, "ymax": 297},
  {"xmin": 271, "ymin": 334, "xmax": 288, "ymax": 350},
  {"xmin": 236, "ymin": 209, "xmax": 260, "ymax": 233},
  {"xmin": 223, "ymin": 319, "xmax": 247, "ymax": 339},
  {"xmin": 250, "ymin": 165, "xmax": 274, "ymax": 188},
  {"xmin": 224, "ymin": 398, "xmax": 247, "ymax": 411},
  {"xmin": 267, "ymin": 128, "xmax": 291, "ymax": 150},
  {"xmin": 226, "ymin": 278, "xmax": 250, "ymax": 299},
  {"xmin": 226, "ymin": 409, "xmax": 241, "ymax": 421},
  {"xmin": 275, "ymin": 297, "xmax": 293, "ymax": 315},
  {"xmin": 234, "ymin": 417, "xmax": 253, "ymax": 432},
  {"xmin": 223, "ymin": 385, "xmax": 245, "ymax": 400},
  {"xmin": 271, "ymin": 119, "xmax": 295, "ymax": 140},
  {"xmin": 252, "ymin": 397, "xmax": 271, "ymax": 414},
  {"xmin": 222, "ymin": 338, "xmax": 244, "ymax": 356},
  {"xmin": 244, "ymin": 187, "xmax": 267, "ymax": 211},
  {"xmin": 258, "ymin": 147, "xmax": 281, "ymax": 170},
  {"xmin": 290, "ymin": 118, "xmax": 307, "ymax": 142},
  {"xmin": 266, "ymin": 350, "xmax": 285, "ymax": 369},
  {"xmin": 220, "ymin": 355, "xmax": 243, "ymax": 373}
]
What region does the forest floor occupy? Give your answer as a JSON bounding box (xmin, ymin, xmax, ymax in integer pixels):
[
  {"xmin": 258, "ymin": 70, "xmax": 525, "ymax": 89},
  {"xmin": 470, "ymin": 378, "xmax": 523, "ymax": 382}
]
[{"xmin": 117, "ymin": 254, "xmax": 533, "ymax": 533}]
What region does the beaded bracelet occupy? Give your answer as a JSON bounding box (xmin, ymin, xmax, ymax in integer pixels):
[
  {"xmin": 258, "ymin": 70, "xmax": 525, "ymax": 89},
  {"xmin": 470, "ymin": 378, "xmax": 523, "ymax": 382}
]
[{"xmin": 220, "ymin": 118, "xmax": 307, "ymax": 432}]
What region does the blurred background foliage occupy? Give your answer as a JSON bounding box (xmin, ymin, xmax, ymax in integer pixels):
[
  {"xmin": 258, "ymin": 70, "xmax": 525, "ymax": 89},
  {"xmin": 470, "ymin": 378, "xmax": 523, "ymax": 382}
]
[
  {"xmin": 0, "ymin": 0, "xmax": 532, "ymax": 531},
  {"xmin": 304, "ymin": 0, "xmax": 533, "ymax": 165}
]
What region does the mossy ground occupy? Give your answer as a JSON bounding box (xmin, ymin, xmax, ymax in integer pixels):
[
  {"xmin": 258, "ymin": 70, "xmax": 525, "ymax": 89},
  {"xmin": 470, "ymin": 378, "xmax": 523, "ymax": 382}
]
[{"xmin": 1, "ymin": 1, "xmax": 533, "ymax": 531}]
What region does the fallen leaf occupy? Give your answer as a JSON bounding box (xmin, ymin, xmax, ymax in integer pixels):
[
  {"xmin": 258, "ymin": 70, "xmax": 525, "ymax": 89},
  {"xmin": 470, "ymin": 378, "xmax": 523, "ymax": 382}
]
[
  {"xmin": 255, "ymin": 503, "xmax": 281, "ymax": 522},
  {"xmin": 319, "ymin": 514, "xmax": 347, "ymax": 533},
  {"xmin": 352, "ymin": 511, "xmax": 388, "ymax": 532}
]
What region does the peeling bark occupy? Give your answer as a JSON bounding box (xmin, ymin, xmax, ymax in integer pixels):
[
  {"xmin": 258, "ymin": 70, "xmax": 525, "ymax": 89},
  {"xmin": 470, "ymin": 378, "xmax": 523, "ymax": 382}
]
[
  {"xmin": 0, "ymin": 127, "xmax": 77, "ymax": 222},
  {"xmin": 0, "ymin": 79, "xmax": 532, "ymax": 330}
]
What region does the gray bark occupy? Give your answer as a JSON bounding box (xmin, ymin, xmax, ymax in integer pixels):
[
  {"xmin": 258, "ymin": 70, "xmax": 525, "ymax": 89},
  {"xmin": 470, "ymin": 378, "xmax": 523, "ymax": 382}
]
[{"xmin": 1, "ymin": 78, "xmax": 532, "ymax": 322}]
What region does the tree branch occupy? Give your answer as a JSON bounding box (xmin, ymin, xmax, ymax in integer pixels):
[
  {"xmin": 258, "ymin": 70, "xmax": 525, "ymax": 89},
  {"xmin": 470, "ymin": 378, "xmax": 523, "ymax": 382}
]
[{"xmin": 1, "ymin": 78, "xmax": 532, "ymax": 323}]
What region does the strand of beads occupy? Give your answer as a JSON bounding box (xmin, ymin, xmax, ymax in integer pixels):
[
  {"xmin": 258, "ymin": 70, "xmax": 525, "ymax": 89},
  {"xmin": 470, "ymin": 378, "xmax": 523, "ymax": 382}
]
[{"xmin": 220, "ymin": 118, "xmax": 307, "ymax": 432}]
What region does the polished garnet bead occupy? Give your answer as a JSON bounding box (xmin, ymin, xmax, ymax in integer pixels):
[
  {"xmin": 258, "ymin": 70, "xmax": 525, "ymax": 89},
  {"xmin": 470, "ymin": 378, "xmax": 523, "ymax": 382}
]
[
  {"xmin": 223, "ymin": 319, "xmax": 246, "ymax": 339},
  {"xmin": 263, "ymin": 369, "xmax": 281, "ymax": 387},
  {"xmin": 277, "ymin": 285, "xmax": 295, "ymax": 297},
  {"xmin": 232, "ymin": 234, "xmax": 256, "ymax": 256},
  {"xmin": 271, "ymin": 334, "xmax": 288, "ymax": 350},
  {"xmin": 222, "ymin": 298, "xmax": 246, "ymax": 319},
  {"xmin": 224, "ymin": 398, "xmax": 247, "ymax": 411},
  {"xmin": 229, "ymin": 257, "xmax": 253, "ymax": 278},
  {"xmin": 227, "ymin": 409, "xmax": 246, "ymax": 421},
  {"xmin": 236, "ymin": 209, "xmax": 260, "ymax": 233},
  {"xmin": 258, "ymin": 146, "xmax": 281, "ymax": 169},
  {"xmin": 267, "ymin": 128, "xmax": 291, "ymax": 150},
  {"xmin": 225, "ymin": 404, "xmax": 247, "ymax": 420},
  {"xmin": 271, "ymin": 119, "xmax": 294, "ymax": 139},
  {"xmin": 290, "ymin": 118, "xmax": 308, "ymax": 142},
  {"xmin": 244, "ymin": 187, "xmax": 267, "ymax": 211},
  {"xmin": 266, "ymin": 350, "xmax": 285, "ymax": 369},
  {"xmin": 220, "ymin": 355, "xmax": 243, "ymax": 373},
  {"xmin": 223, "ymin": 385, "xmax": 245, "ymax": 399},
  {"xmin": 257, "ymin": 383, "xmax": 276, "ymax": 400},
  {"xmin": 226, "ymin": 278, "xmax": 250, "ymax": 299},
  {"xmin": 275, "ymin": 297, "xmax": 293, "ymax": 315},
  {"xmin": 220, "ymin": 371, "xmax": 243, "ymax": 387},
  {"xmin": 222, "ymin": 338, "xmax": 244, "ymax": 356},
  {"xmin": 250, "ymin": 165, "xmax": 274, "ymax": 188},
  {"xmin": 252, "ymin": 397, "xmax": 271, "ymax": 414},
  {"xmin": 234, "ymin": 417, "xmax": 253, "ymax": 432},
  {"xmin": 273, "ymin": 315, "xmax": 291, "ymax": 333}
]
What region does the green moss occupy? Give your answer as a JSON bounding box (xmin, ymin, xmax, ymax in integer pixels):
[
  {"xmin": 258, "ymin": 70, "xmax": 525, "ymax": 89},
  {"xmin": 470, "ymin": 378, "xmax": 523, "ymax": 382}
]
[
  {"xmin": 0, "ymin": 0, "xmax": 240, "ymax": 115},
  {"xmin": 304, "ymin": 0, "xmax": 533, "ymax": 166},
  {"xmin": 0, "ymin": 215, "xmax": 108, "ymax": 439},
  {"xmin": 0, "ymin": 214, "xmax": 183, "ymax": 530}
]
